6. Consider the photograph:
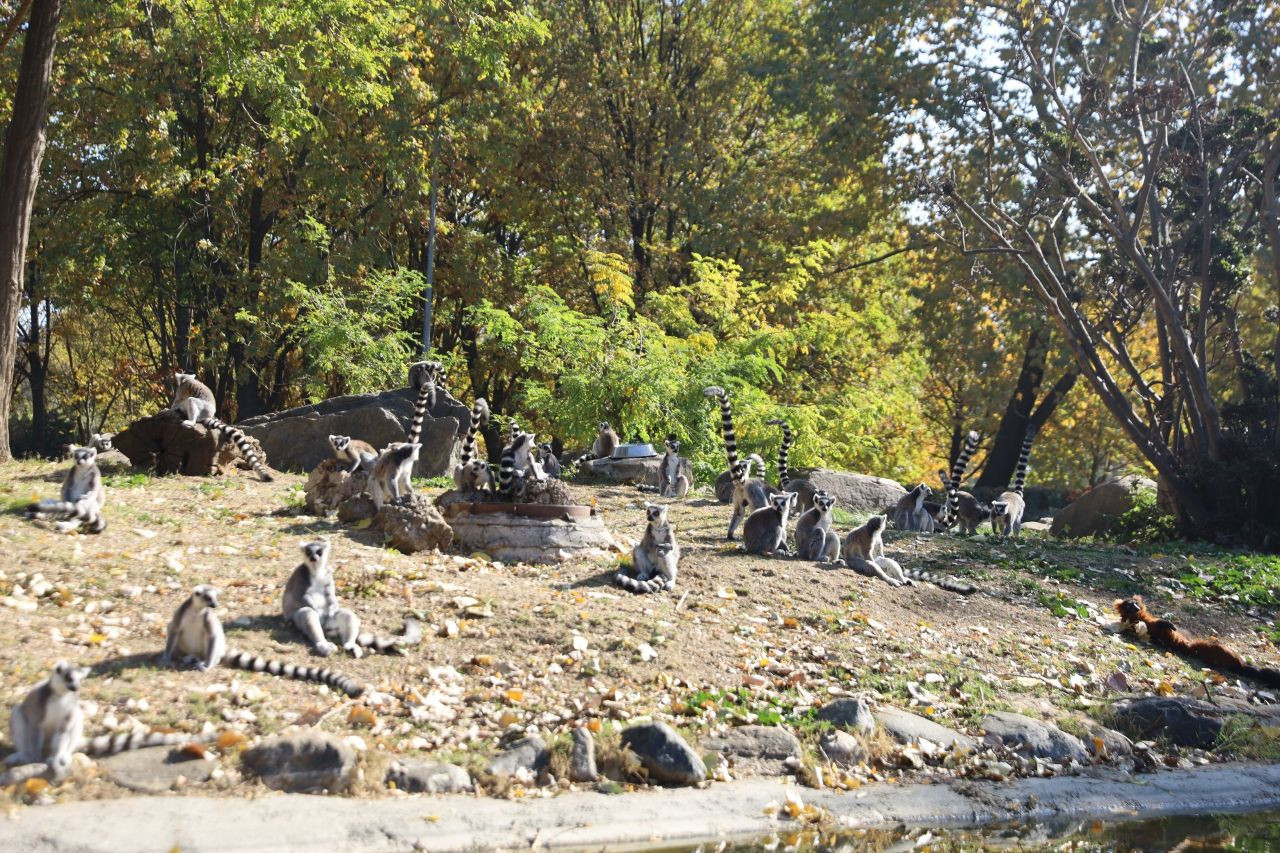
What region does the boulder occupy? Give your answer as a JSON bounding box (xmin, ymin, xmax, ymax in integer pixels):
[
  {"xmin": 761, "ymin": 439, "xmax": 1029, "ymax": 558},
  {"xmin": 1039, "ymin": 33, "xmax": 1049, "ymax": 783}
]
[
  {"xmin": 375, "ymin": 494, "xmax": 453, "ymax": 554},
  {"xmin": 485, "ymin": 736, "xmax": 549, "ymax": 778},
  {"xmin": 240, "ymin": 388, "xmax": 470, "ymax": 477},
  {"xmin": 305, "ymin": 459, "xmax": 374, "ymax": 518},
  {"xmin": 113, "ymin": 411, "xmax": 269, "ymax": 477},
  {"xmin": 1051, "ymin": 475, "xmax": 1156, "ymax": 539},
  {"xmin": 1109, "ymin": 696, "xmax": 1280, "ymax": 749},
  {"xmin": 714, "ymin": 471, "xmax": 735, "ymax": 504},
  {"xmin": 569, "ymin": 728, "xmax": 598, "ymax": 783},
  {"xmin": 979, "ymin": 711, "xmax": 1089, "ymax": 763},
  {"xmin": 620, "ymin": 722, "xmax": 706, "ymax": 786},
  {"xmin": 241, "ymin": 731, "xmax": 357, "ymax": 793},
  {"xmin": 806, "ymin": 470, "xmax": 907, "ymax": 513},
  {"xmin": 815, "ymin": 697, "xmax": 876, "ymax": 735},
  {"xmin": 700, "ymin": 725, "xmax": 802, "ymax": 776},
  {"xmin": 441, "ymin": 504, "xmax": 619, "ymax": 565},
  {"xmin": 100, "ymin": 746, "xmax": 213, "ymax": 794},
  {"xmin": 874, "ymin": 707, "xmax": 975, "ymax": 750},
  {"xmin": 386, "ymin": 759, "xmax": 472, "ymax": 794},
  {"xmin": 584, "ymin": 456, "xmax": 691, "ymax": 490},
  {"xmin": 1084, "ymin": 724, "xmax": 1134, "ymax": 760},
  {"xmin": 817, "ymin": 730, "xmax": 866, "ymax": 767}
]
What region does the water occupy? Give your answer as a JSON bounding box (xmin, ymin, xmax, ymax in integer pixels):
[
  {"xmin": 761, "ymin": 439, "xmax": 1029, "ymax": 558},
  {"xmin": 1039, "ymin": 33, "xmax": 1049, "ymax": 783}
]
[{"xmin": 662, "ymin": 809, "xmax": 1280, "ymax": 852}]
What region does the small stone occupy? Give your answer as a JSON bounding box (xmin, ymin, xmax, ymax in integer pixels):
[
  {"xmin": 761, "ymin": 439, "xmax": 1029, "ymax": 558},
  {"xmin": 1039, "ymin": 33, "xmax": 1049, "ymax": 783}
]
[
  {"xmin": 818, "ymin": 730, "xmax": 866, "ymax": 767},
  {"xmin": 569, "ymin": 729, "xmax": 598, "ymax": 783},
  {"xmin": 875, "ymin": 707, "xmax": 975, "ymax": 750},
  {"xmin": 980, "ymin": 711, "xmax": 1089, "ymax": 763},
  {"xmin": 1086, "ymin": 724, "xmax": 1134, "ymax": 760},
  {"xmin": 485, "ymin": 736, "xmax": 549, "ymax": 778},
  {"xmin": 385, "ymin": 759, "xmax": 473, "ymax": 793},
  {"xmin": 815, "ymin": 697, "xmax": 876, "ymax": 735},
  {"xmin": 701, "ymin": 725, "xmax": 802, "ymax": 777},
  {"xmin": 241, "ymin": 732, "xmax": 357, "ymax": 793},
  {"xmin": 101, "ymin": 747, "xmax": 213, "ymax": 794},
  {"xmin": 620, "ymin": 722, "xmax": 706, "ymax": 786}
]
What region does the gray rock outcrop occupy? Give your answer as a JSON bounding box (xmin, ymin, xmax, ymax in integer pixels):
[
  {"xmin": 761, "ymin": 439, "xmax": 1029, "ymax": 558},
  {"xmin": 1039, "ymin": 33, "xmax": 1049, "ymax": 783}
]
[
  {"xmin": 375, "ymin": 493, "xmax": 454, "ymax": 553},
  {"xmin": 874, "ymin": 707, "xmax": 975, "ymax": 750},
  {"xmin": 485, "ymin": 736, "xmax": 549, "ymax": 778},
  {"xmin": 1051, "ymin": 475, "xmax": 1156, "ymax": 539},
  {"xmin": 806, "ymin": 470, "xmax": 907, "ymax": 513},
  {"xmin": 240, "ymin": 388, "xmax": 469, "ymax": 477},
  {"xmin": 815, "ymin": 697, "xmax": 876, "ymax": 735},
  {"xmin": 1109, "ymin": 696, "xmax": 1280, "ymax": 749},
  {"xmin": 100, "ymin": 746, "xmax": 213, "ymax": 793},
  {"xmin": 818, "ymin": 730, "xmax": 866, "ymax": 767},
  {"xmin": 386, "ymin": 759, "xmax": 472, "ymax": 793},
  {"xmin": 700, "ymin": 725, "xmax": 802, "ymax": 776},
  {"xmin": 620, "ymin": 722, "xmax": 706, "ymax": 786},
  {"xmin": 980, "ymin": 711, "xmax": 1089, "ymax": 763},
  {"xmin": 569, "ymin": 729, "xmax": 599, "ymax": 783},
  {"xmin": 241, "ymin": 731, "xmax": 357, "ymax": 793},
  {"xmin": 585, "ymin": 456, "xmax": 692, "ymax": 490}
]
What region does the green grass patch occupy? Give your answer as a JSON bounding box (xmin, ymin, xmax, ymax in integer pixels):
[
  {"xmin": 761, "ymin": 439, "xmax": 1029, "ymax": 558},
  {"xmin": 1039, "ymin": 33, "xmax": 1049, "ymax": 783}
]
[
  {"xmin": 104, "ymin": 471, "xmax": 151, "ymax": 488},
  {"xmin": 1179, "ymin": 551, "xmax": 1280, "ymax": 609},
  {"xmin": 680, "ymin": 686, "xmax": 817, "ymax": 728}
]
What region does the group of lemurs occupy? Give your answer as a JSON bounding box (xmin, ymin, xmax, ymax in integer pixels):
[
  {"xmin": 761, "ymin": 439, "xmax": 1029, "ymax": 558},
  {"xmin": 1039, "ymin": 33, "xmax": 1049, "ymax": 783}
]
[{"xmin": 14, "ymin": 366, "xmax": 1280, "ymax": 783}]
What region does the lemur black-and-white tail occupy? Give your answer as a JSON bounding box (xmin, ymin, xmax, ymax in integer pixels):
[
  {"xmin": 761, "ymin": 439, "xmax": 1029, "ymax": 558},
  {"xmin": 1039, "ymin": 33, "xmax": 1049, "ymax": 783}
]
[
  {"xmin": 356, "ymin": 619, "xmax": 422, "ymax": 656},
  {"xmin": 703, "ymin": 386, "xmax": 739, "ymax": 469},
  {"xmin": 615, "ymin": 574, "xmax": 670, "ymax": 594},
  {"xmin": 222, "ymin": 649, "xmax": 364, "ymax": 697},
  {"xmin": 198, "ymin": 417, "xmax": 273, "ymax": 482},
  {"xmin": 508, "ymin": 418, "xmax": 520, "ymax": 445},
  {"xmin": 903, "ymin": 569, "xmax": 978, "ymax": 595},
  {"xmin": 766, "ymin": 419, "xmax": 793, "ymax": 487},
  {"xmin": 27, "ymin": 499, "xmax": 106, "ymax": 533},
  {"xmin": 497, "ymin": 433, "xmax": 533, "ymax": 499},
  {"xmin": 1012, "ymin": 424, "xmax": 1037, "ymax": 495},
  {"xmin": 941, "ymin": 430, "xmax": 979, "ymax": 529},
  {"xmin": 82, "ymin": 729, "xmax": 216, "ymax": 757},
  {"xmin": 460, "ymin": 398, "xmax": 490, "ymax": 466}
]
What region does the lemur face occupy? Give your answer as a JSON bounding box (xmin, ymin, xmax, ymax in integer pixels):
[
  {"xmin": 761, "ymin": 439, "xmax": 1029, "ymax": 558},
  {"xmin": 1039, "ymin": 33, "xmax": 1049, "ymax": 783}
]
[
  {"xmin": 73, "ymin": 447, "xmax": 98, "ymax": 467},
  {"xmin": 329, "ymin": 435, "xmax": 350, "ymax": 452},
  {"xmin": 301, "ymin": 540, "xmax": 330, "ymax": 567},
  {"xmin": 193, "ymin": 584, "xmax": 219, "ymax": 609},
  {"xmin": 645, "ymin": 502, "xmax": 669, "ymax": 525},
  {"xmin": 52, "ymin": 661, "xmax": 88, "ymax": 693}
]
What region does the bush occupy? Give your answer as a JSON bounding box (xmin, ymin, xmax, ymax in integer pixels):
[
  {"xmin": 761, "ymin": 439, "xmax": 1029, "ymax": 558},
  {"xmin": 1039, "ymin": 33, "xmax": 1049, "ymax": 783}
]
[{"xmin": 1102, "ymin": 487, "xmax": 1179, "ymax": 544}]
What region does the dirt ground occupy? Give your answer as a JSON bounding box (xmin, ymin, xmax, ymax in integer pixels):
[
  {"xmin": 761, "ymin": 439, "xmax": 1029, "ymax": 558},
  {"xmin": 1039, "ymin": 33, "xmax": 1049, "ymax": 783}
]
[{"xmin": 2, "ymin": 451, "xmax": 1278, "ymax": 805}]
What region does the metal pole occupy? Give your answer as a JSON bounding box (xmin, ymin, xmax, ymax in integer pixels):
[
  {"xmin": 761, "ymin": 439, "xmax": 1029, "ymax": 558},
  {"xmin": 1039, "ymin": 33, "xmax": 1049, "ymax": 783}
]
[{"xmin": 421, "ymin": 123, "xmax": 442, "ymax": 356}]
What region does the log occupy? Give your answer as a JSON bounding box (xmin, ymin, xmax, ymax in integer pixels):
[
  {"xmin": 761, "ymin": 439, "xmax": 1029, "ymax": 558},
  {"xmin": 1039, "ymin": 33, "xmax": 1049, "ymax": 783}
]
[{"xmin": 112, "ymin": 411, "xmax": 268, "ymax": 477}]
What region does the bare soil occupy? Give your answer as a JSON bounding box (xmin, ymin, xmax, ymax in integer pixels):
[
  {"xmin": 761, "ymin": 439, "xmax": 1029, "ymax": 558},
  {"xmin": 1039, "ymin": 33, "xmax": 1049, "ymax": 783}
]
[{"xmin": 2, "ymin": 453, "xmax": 1278, "ymax": 805}]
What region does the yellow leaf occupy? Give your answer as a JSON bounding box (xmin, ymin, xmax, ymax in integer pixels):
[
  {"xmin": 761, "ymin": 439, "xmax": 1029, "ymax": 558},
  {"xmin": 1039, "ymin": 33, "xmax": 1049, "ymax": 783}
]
[
  {"xmin": 1157, "ymin": 681, "xmax": 1175, "ymax": 696},
  {"xmin": 353, "ymin": 518, "xmax": 373, "ymax": 530}
]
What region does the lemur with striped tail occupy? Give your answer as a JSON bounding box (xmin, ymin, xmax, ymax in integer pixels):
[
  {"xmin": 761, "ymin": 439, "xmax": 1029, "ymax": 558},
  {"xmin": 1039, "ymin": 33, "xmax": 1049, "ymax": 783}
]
[
  {"xmin": 938, "ymin": 430, "xmax": 980, "ymax": 531},
  {"xmin": 164, "ymin": 584, "xmax": 365, "ymax": 697},
  {"xmin": 617, "ymin": 502, "xmax": 679, "ymax": 594},
  {"xmin": 497, "ymin": 431, "xmax": 546, "ymax": 500},
  {"xmin": 283, "ymin": 540, "xmax": 421, "ymax": 659},
  {"xmin": 2, "ymin": 662, "xmax": 216, "ymax": 785},
  {"xmin": 26, "ymin": 446, "xmax": 107, "ymax": 533},
  {"xmin": 406, "ymin": 360, "xmax": 446, "ymax": 445},
  {"xmin": 794, "ymin": 491, "xmax": 840, "ymax": 562},
  {"xmin": 990, "ymin": 425, "xmax": 1037, "ymax": 537},
  {"xmin": 704, "ymin": 386, "xmax": 774, "ymax": 540},
  {"xmin": 765, "ymin": 418, "xmax": 817, "ymax": 511},
  {"xmin": 453, "ymin": 397, "xmax": 493, "ymax": 493},
  {"xmin": 843, "ymin": 515, "xmax": 977, "ymax": 594},
  {"xmin": 170, "ymin": 372, "xmax": 274, "ymax": 481}
]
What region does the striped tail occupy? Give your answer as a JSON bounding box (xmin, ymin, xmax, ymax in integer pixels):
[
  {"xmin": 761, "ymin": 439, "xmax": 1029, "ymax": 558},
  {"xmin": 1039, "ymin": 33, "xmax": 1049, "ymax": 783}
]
[
  {"xmin": 942, "ymin": 430, "xmax": 979, "ymax": 529},
  {"xmin": 1012, "ymin": 424, "xmax": 1038, "ymax": 495},
  {"xmin": 223, "ymin": 649, "xmax": 364, "ymax": 697},
  {"xmin": 615, "ymin": 573, "xmax": 672, "ymax": 594},
  {"xmin": 904, "ymin": 569, "xmax": 978, "ymax": 595},
  {"xmin": 27, "ymin": 498, "xmax": 107, "ymax": 533},
  {"xmin": 460, "ymin": 398, "xmax": 490, "ymax": 466},
  {"xmin": 0, "ymin": 762, "xmax": 51, "ymax": 785},
  {"xmin": 356, "ymin": 619, "xmax": 422, "ymax": 655},
  {"xmin": 508, "ymin": 419, "xmax": 520, "ymax": 445},
  {"xmin": 766, "ymin": 419, "xmax": 792, "ymax": 487},
  {"xmin": 498, "ymin": 434, "xmax": 531, "ymax": 500},
  {"xmin": 406, "ymin": 382, "xmax": 434, "ymax": 447},
  {"xmin": 81, "ymin": 729, "xmax": 215, "ymax": 757},
  {"xmin": 199, "ymin": 417, "xmax": 273, "ymax": 482},
  {"xmin": 703, "ymin": 386, "xmax": 738, "ymax": 469}
]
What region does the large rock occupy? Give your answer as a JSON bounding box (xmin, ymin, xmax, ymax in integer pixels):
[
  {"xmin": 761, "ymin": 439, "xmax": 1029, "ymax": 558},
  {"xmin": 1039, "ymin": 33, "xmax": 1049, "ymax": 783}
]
[
  {"xmin": 980, "ymin": 711, "xmax": 1089, "ymax": 763},
  {"xmin": 386, "ymin": 759, "xmax": 472, "ymax": 793},
  {"xmin": 485, "ymin": 736, "xmax": 549, "ymax": 778},
  {"xmin": 113, "ymin": 411, "xmax": 269, "ymax": 477},
  {"xmin": 1051, "ymin": 475, "xmax": 1156, "ymax": 539},
  {"xmin": 700, "ymin": 725, "xmax": 802, "ymax": 777},
  {"xmin": 815, "ymin": 697, "xmax": 876, "ymax": 735},
  {"xmin": 241, "ymin": 731, "xmax": 357, "ymax": 793},
  {"xmin": 441, "ymin": 504, "xmax": 619, "ymax": 564},
  {"xmin": 620, "ymin": 722, "xmax": 706, "ymax": 786},
  {"xmin": 584, "ymin": 456, "xmax": 692, "ymax": 490},
  {"xmin": 874, "ymin": 707, "xmax": 975, "ymax": 750},
  {"xmin": 305, "ymin": 459, "xmax": 374, "ymax": 518},
  {"xmin": 240, "ymin": 388, "xmax": 469, "ymax": 477},
  {"xmin": 1109, "ymin": 696, "xmax": 1280, "ymax": 749},
  {"xmin": 806, "ymin": 470, "xmax": 907, "ymax": 513},
  {"xmin": 375, "ymin": 494, "xmax": 453, "ymax": 554},
  {"xmin": 100, "ymin": 746, "xmax": 213, "ymax": 793}
]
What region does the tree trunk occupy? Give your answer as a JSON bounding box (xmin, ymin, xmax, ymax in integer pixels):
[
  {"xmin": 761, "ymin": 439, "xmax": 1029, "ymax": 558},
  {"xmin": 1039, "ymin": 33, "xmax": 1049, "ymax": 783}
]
[{"xmin": 0, "ymin": 0, "xmax": 63, "ymax": 461}]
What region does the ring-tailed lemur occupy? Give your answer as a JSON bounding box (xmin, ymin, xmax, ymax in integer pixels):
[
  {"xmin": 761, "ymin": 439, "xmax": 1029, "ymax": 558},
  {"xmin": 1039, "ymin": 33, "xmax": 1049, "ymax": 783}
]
[
  {"xmin": 1, "ymin": 662, "xmax": 215, "ymax": 785},
  {"xmin": 658, "ymin": 438, "xmax": 689, "ymax": 498},
  {"xmin": 892, "ymin": 483, "xmax": 936, "ymax": 532},
  {"xmin": 453, "ymin": 398, "xmax": 493, "ymax": 492},
  {"xmin": 170, "ymin": 372, "xmax": 273, "ymax": 481},
  {"xmin": 938, "ymin": 430, "xmax": 979, "ymax": 530},
  {"xmin": 744, "ymin": 491, "xmax": 798, "ymax": 556},
  {"xmin": 765, "ymin": 418, "xmax": 817, "ymax": 511},
  {"xmin": 794, "ymin": 491, "xmax": 840, "ymax": 562},
  {"xmin": 497, "ymin": 431, "xmax": 546, "ymax": 500},
  {"xmin": 283, "ymin": 540, "xmax": 420, "ymax": 658},
  {"xmin": 990, "ymin": 425, "xmax": 1037, "ymax": 537},
  {"xmin": 163, "ymin": 584, "xmax": 365, "ymax": 696},
  {"xmin": 407, "ymin": 360, "xmax": 446, "ymax": 445},
  {"xmin": 843, "ymin": 515, "xmax": 977, "ymax": 593},
  {"xmin": 617, "ymin": 503, "xmax": 679, "ymax": 593},
  {"xmin": 328, "ymin": 435, "xmax": 378, "ymax": 474},
  {"xmin": 537, "ymin": 442, "xmax": 562, "ymax": 479},
  {"xmin": 940, "ymin": 463, "xmax": 994, "ymax": 534},
  {"xmin": 369, "ymin": 442, "xmax": 420, "ymax": 509},
  {"xmin": 704, "ymin": 387, "xmax": 773, "ymax": 539},
  {"xmin": 26, "ymin": 446, "xmax": 107, "ymax": 533},
  {"xmin": 576, "ymin": 421, "xmax": 620, "ymax": 466}
]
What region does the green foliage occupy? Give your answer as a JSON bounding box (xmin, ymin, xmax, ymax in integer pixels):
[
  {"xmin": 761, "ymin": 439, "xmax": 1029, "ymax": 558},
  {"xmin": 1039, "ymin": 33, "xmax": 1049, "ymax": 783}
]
[
  {"xmin": 1102, "ymin": 490, "xmax": 1180, "ymax": 545},
  {"xmin": 1179, "ymin": 552, "xmax": 1280, "ymax": 609}
]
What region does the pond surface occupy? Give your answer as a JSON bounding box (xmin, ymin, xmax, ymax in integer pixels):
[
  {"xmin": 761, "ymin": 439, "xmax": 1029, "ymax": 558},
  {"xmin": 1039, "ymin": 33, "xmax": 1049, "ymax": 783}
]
[{"xmin": 664, "ymin": 809, "xmax": 1280, "ymax": 852}]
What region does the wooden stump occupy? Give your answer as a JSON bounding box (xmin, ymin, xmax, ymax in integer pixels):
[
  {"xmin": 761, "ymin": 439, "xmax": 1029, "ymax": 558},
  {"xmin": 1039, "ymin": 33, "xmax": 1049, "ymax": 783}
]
[{"xmin": 112, "ymin": 411, "xmax": 267, "ymax": 477}]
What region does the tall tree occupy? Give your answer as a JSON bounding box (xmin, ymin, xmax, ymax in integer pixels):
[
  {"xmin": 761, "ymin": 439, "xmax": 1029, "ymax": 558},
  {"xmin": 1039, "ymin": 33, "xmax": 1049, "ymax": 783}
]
[{"xmin": 0, "ymin": 0, "xmax": 63, "ymax": 461}]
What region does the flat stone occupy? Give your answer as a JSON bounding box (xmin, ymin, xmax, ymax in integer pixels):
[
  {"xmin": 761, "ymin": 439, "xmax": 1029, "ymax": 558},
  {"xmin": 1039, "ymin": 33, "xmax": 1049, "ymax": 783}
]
[
  {"xmin": 100, "ymin": 747, "xmax": 213, "ymax": 794},
  {"xmin": 874, "ymin": 707, "xmax": 975, "ymax": 750},
  {"xmin": 1051, "ymin": 475, "xmax": 1156, "ymax": 539},
  {"xmin": 583, "ymin": 456, "xmax": 689, "ymax": 489},
  {"xmin": 980, "ymin": 712, "xmax": 1089, "ymax": 763},
  {"xmin": 1020, "ymin": 520, "xmax": 1051, "ymax": 533},
  {"xmin": 442, "ymin": 507, "xmax": 619, "ymax": 565},
  {"xmin": 806, "ymin": 470, "xmax": 907, "ymax": 513},
  {"xmin": 486, "ymin": 736, "xmax": 549, "ymax": 778},
  {"xmin": 815, "ymin": 697, "xmax": 876, "ymax": 735},
  {"xmin": 817, "ymin": 730, "xmax": 866, "ymax": 767},
  {"xmin": 375, "ymin": 494, "xmax": 453, "ymax": 553},
  {"xmin": 700, "ymin": 726, "xmax": 802, "ymax": 777},
  {"xmin": 241, "ymin": 731, "xmax": 357, "ymax": 793},
  {"xmin": 385, "ymin": 759, "xmax": 472, "ymax": 794},
  {"xmin": 620, "ymin": 722, "xmax": 706, "ymax": 786},
  {"xmin": 569, "ymin": 729, "xmax": 598, "ymax": 783}
]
